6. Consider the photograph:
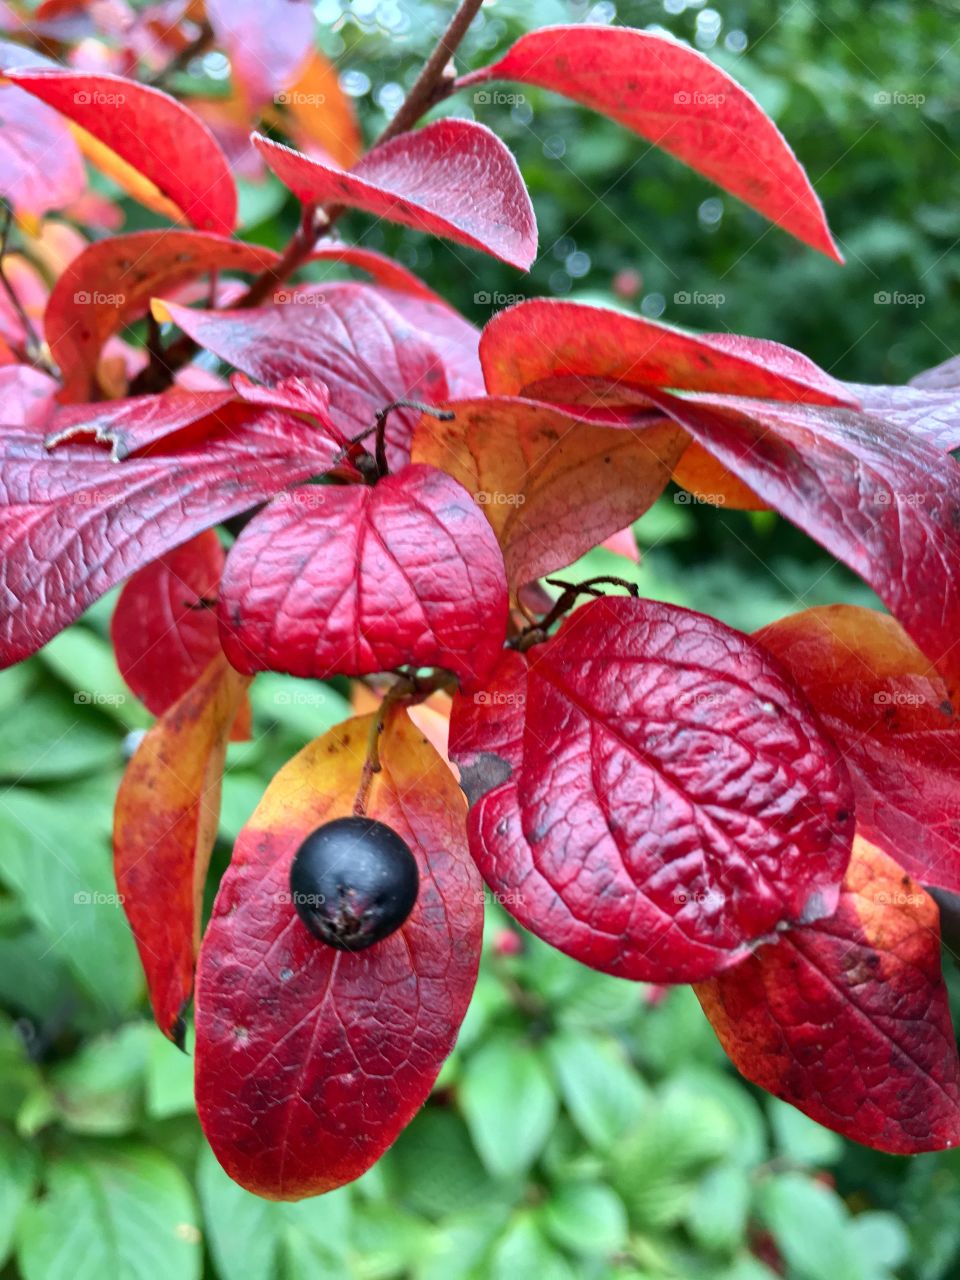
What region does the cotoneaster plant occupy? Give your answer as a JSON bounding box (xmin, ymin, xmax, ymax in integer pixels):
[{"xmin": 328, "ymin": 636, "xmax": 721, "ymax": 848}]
[{"xmin": 0, "ymin": 0, "xmax": 959, "ymax": 1201}]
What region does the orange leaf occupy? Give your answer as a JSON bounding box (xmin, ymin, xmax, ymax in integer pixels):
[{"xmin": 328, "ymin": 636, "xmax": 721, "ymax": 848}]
[{"xmin": 114, "ymin": 654, "xmax": 250, "ymax": 1044}]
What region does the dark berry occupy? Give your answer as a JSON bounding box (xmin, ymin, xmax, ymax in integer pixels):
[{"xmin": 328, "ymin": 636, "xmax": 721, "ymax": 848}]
[{"xmin": 289, "ymin": 816, "xmax": 419, "ymax": 951}]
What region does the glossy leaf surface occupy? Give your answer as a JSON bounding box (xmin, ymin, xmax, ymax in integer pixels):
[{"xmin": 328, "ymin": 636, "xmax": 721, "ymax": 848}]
[{"xmin": 449, "ymin": 596, "xmax": 854, "ymax": 982}]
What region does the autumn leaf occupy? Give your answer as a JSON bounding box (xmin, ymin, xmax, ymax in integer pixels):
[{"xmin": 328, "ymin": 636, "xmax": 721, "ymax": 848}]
[
  {"xmin": 696, "ymin": 837, "xmax": 960, "ymax": 1154},
  {"xmin": 194, "ymin": 708, "xmax": 483, "ymax": 1198},
  {"xmin": 449, "ymin": 595, "xmax": 854, "ymax": 982},
  {"xmin": 114, "ymin": 654, "xmax": 250, "ymax": 1043}
]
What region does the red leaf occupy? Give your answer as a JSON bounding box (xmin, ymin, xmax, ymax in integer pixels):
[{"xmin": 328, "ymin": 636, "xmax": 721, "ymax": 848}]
[
  {"xmin": 847, "ymin": 379, "xmax": 960, "ymax": 451},
  {"xmin": 154, "ymin": 284, "xmax": 450, "ymax": 468},
  {"xmin": 411, "ymin": 396, "xmax": 686, "ymax": 587},
  {"xmin": 254, "ymin": 119, "xmax": 537, "ymax": 269},
  {"xmin": 115, "ymin": 654, "xmax": 250, "ymax": 1043},
  {"xmin": 207, "ymin": 0, "xmax": 314, "ymax": 110},
  {"xmin": 219, "ymin": 463, "xmax": 508, "ymax": 690},
  {"xmin": 695, "ymin": 837, "xmax": 960, "ymax": 1154},
  {"xmin": 480, "ymin": 300, "xmax": 856, "ymax": 405},
  {"xmin": 230, "ymin": 373, "xmax": 344, "ymax": 442},
  {"xmin": 45, "ymin": 231, "xmax": 279, "ymax": 401},
  {"xmin": 0, "ymin": 41, "xmax": 85, "ymax": 216},
  {"xmin": 643, "ymin": 390, "xmax": 960, "ymax": 697},
  {"xmin": 304, "ymin": 245, "xmax": 484, "ymax": 395},
  {"xmin": 195, "ymin": 707, "xmax": 483, "ymax": 1199},
  {"xmin": 448, "ymin": 596, "xmax": 854, "ymax": 983},
  {"xmin": 46, "ymin": 388, "xmax": 239, "ymax": 459},
  {"xmin": 0, "ymin": 365, "xmax": 59, "ymax": 427},
  {"xmin": 755, "ymin": 605, "xmax": 960, "ymax": 893},
  {"xmin": 7, "ymin": 67, "xmax": 237, "ymax": 234},
  {"xmin": 306, "ymin": 244, "xmax": 450, "ymax": 304},
  {"xmin": 461, "ymin": 25, "xmax": 841, "ymax": 260},
  {"xmin": 112, "ymin": 530, "xmax": 250, "ymax": 739},
  {"xmin": 0, "ymin": 417, "xmax": 336, "ymax": 666}
]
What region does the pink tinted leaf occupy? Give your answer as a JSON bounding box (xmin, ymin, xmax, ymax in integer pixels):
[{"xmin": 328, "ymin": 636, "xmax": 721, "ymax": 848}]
[
  {"xmin": 644, "ymin": 389, "xmax": 960, "ymax": 697},
  {"xmin": 254, "ymin": 119, "xmax": 537, "ymax": 269},
  {"xmin": 219, "ymin": 462, "xmax": 508, "ymax": 690},
  {"xmin": 195, "ymin": 707, "xmax": 483, "ymax": 1198},
  {"xmin": 480, "ymin": 299, "xmax": 857, "ymax": 405},
  {"xmin": 207, "ymin": 0, "xmax": 314, "ymax": 110},
  {"xmin": 0, "ymin": 365, "xmax": 59, "ymax": 427},
  {"xmin": 155, "ymin": 284, "xmax": 450, "ymax": 469},
  {"xmin": 449, "ymin": 596, "xmax": 854, "ymax": 983},
  {"xmin": 45, "ymin": 230, "xmax": 279, "ymax": 401},
  {"xmin": 0, "ymin": 417, "xmax": 336, "ymax": 666},
  {"xmin": 754, "ymin": 605, "xmax": 960, "ymax": 894},
  {"xmin": 45, "ymin": 388, "xmax": 238, "ymax": 460},
  {"xmin": 7, "ymin": 68, "xmax": 237, "ymax": 233},
  {"xmin": 462, "ymin": 25, "xmax": 841, "ymax": 260},
  {"xmin": 846, "ymin": 380, "xmax": 960, "ymax": 451},
  {"xmin": 0, "ymin": 41, "xmax": 85, "ymax": 216},
  {"xmin": 696, "ymin": 837, "xmax": 960, "ymax": 1154}
]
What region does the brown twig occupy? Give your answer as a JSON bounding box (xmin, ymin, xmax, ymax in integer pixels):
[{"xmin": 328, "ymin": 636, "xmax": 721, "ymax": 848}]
[
  {"xmin": 0, "ymin": 202, "xmax": 52, "ymax": 372},
  {"xmin": 132, "ymin": 0, "xmax": 483, "ymax": 393}
]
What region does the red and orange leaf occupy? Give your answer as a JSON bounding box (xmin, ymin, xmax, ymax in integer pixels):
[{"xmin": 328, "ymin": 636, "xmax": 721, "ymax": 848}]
[
  {"xmin": 255, "ymin": 119, "xmax": 537, "ymax": 270},
  {"xmin": 644, "ymin": 389, "xmax": 960, "ymax": 698},
  {"xmin": 461, "ymin": 25, "xmax": 841, "ymax": 260},
  {"xmin": 411, "ymin": 397, "xmax": 686, "ymax": 587},
  {"xmin": 479, "ymin": 300, "xmax": 856, "ymax": 406},
  {"xmin": 194, "ymin": 708, "xmax": 483, "ymax": 1199},
  {"xmin": 114, "ymin": 653, "xmax": 250, "ymax": 1043},
  {"xmin": 449, "ymin": 596, "xmax": 854, "ymax": 983},
  {"xmin": 154, "ymin": 285, "xmax": 449, "ymax": 468},
  {"xmin": 755, "ymin": 605, "xmax": 960, "ymax": 893},
  {"xmin": 219, "ymin": 463, "xmax": 508, "ymax": 691},
  {"xmin": 275, "ymin": 48, "xmax": 362, "ymax": 168},
  {"xmin": 207, "ymin": 0, "xmax": 315, "ymax": 112},
  {"xmin": 112, "ymin": 530, "xmax": 250, "ymax": 738},
  {"xmin": 695, "ymin": 837, "xmax": 960, "ymax": 1154},
  {"xmin": 672, "ymin": 442, "xmax": 768, "ymax": 512},
  {"xmin": 0, "ymin": 416, "xmax": 337, "ymax": 666},
  {"xmin": 44, "ymin": 231, "xmax": 279, "ymax": 401},
  {"xmin": 7, "ymin": 67, "xmax": 237, "ymax": 233}
]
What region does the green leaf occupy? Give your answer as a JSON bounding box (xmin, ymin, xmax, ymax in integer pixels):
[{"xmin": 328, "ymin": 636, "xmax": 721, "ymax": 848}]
[
  {"xmin": 197, "ymin": 1143, "xmax": 279, "ymax": 1280},
  {"xmin": 18, "ymin": 1145, "xmax": 201, "ymax": 1280},
  {"xmin": 847, "ymin": 1212, "xmax": 909, "ymax": 1274},
  {"xmin": 540, "ymin": 1181, "xmax": 628, "ymax": 1256},
  {"xmin": 0, "ymin": 1131, "xmax": 36, "ymax": 1268},
  {"xmin": 0, "ymin": 790, "xmax": 141, "ymax": 1016},
  {"xmin": 545, "ymin": 1031, "xmax": 648, "ymax": 1150},
  {"xmin": 145, "ymin": 1031, "xmax": 197, "ymax": 1121},
  {"xmin": 768, "ymin": 1098, "xmax": 844, "ymax": 1166},
  {"xmin": 459, "ymin": 1036, "xmax": 557, "ymax": 1179},
  {"xmin": 249, "ymin": 675, "xmax": 353, "ymax": 742},
  {"xmin": 756, "ymin": 1173, "xmax": 865, "ymax": 1280},
  {"xmin": 39, "ymin": 628, "xmax": 150, "ymax": 730},
  {"xmin": 47, "ymin": 1023, "xmax": 149, "ymax": 1134},
  {"xmin": 411, "ymin": 1206, "xmax": 510, "ymax": 1280},
  {"xmin": 385, "ymin": 1108, "xmax": 503, "ymax": 1219},
  {"xmin": 0, "ymin": 684, "xmax": 120, "ymax": 782},
  {"xmin": 686, "ymin": 1163, "xmax": 751, "ymax": 1255},
  {"xmin": 489, "ymin": 1213, "xmax": 576, "ymax": 1280}
]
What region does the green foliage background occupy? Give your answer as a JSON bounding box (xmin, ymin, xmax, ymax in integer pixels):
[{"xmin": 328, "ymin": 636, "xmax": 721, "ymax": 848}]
[{"xmin": 1, "ymin": 1, "xmax": 958, "ymax": 1277}]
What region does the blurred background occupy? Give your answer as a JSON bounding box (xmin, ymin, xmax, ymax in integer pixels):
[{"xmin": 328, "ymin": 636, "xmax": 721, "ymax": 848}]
[{"xmin": 1, "ymin": 1, "xmax": 958, "ymax": 1277}]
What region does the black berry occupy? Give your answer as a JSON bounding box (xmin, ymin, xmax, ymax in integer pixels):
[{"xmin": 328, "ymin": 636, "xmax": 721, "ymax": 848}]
[{"xmin": 289, "ymin": 816, "xmax": 419, "ymax": 951}]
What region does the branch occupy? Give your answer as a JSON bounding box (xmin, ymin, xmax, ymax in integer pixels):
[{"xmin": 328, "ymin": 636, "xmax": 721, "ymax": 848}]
[{"xmin": 131, "ymin": 0, "xmax": 484, "ymax": 395}]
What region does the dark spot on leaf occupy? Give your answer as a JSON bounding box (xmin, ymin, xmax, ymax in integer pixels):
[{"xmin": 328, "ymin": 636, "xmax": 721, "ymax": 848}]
[{"xmin": 459, "ymin": 751, "xmax": 512, "ymax": 807}]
